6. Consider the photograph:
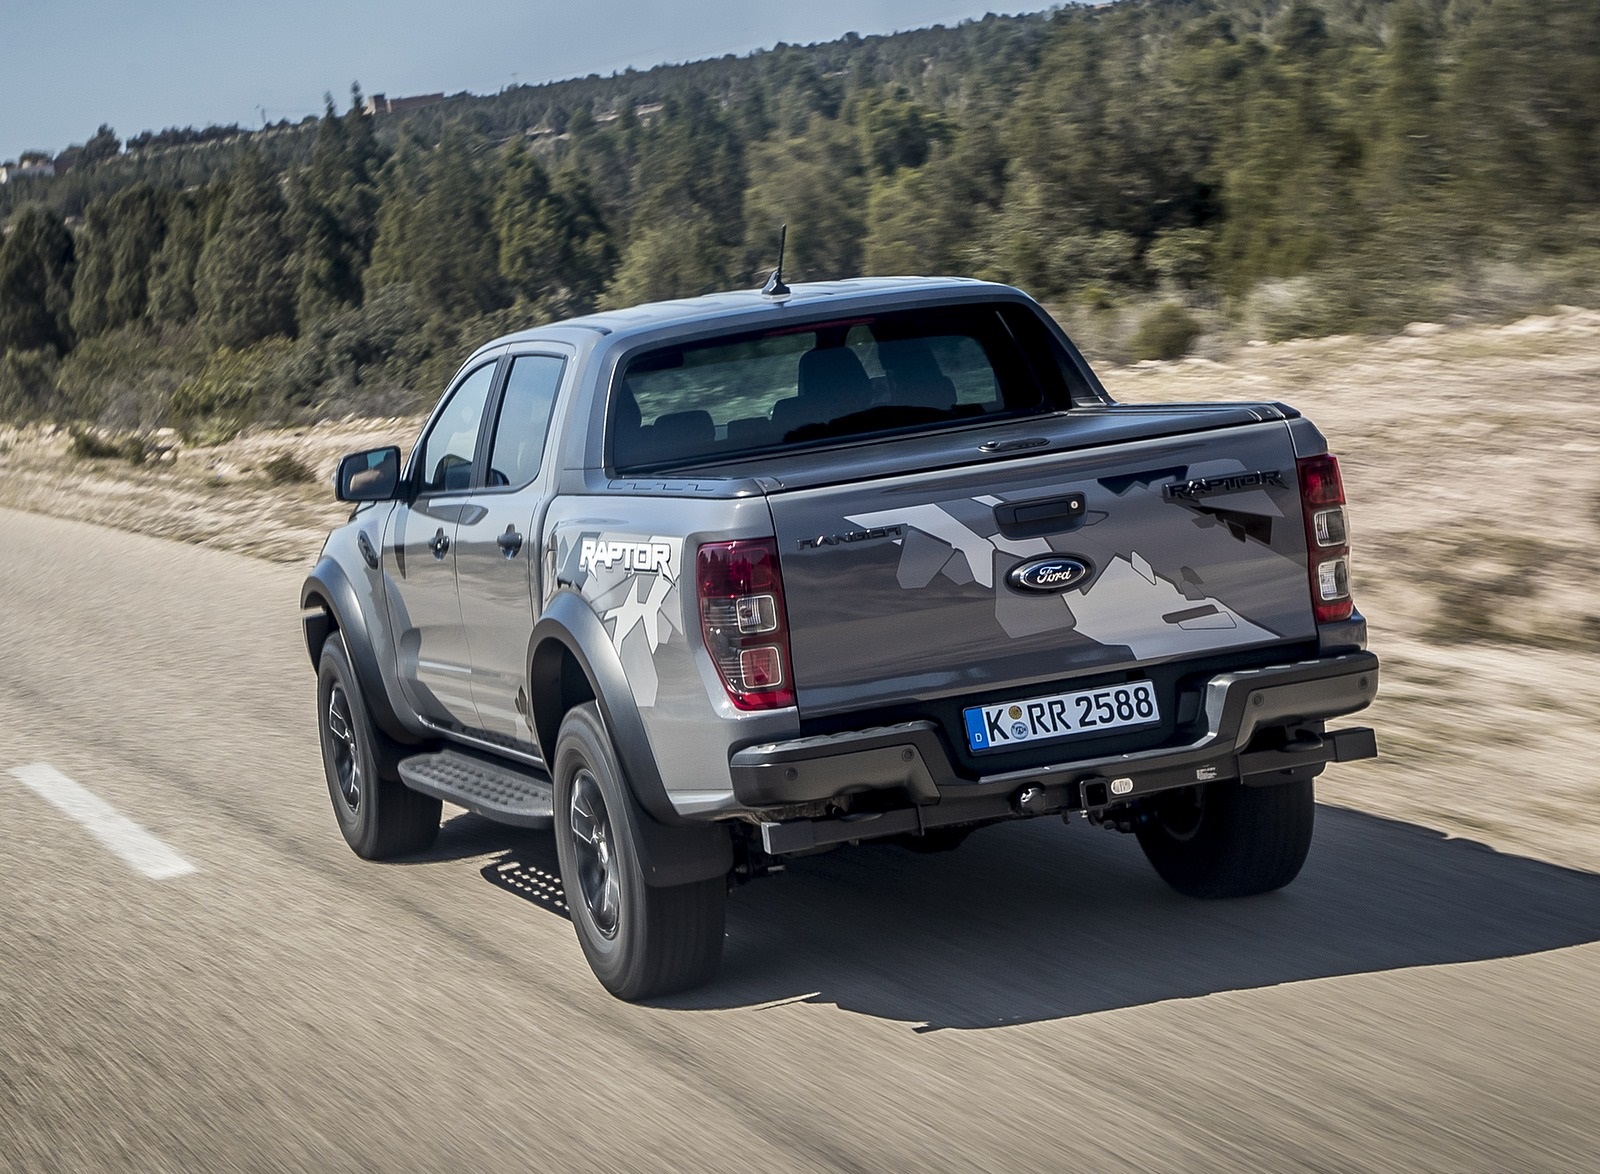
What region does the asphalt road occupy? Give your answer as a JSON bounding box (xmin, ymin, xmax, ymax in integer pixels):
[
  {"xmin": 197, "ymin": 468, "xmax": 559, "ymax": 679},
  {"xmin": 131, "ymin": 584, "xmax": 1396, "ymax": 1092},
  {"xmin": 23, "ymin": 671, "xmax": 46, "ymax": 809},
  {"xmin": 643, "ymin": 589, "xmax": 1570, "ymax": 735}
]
[{"xmin": 3, "ymin": 504, "xmax": 1598, "ymax": 1172}]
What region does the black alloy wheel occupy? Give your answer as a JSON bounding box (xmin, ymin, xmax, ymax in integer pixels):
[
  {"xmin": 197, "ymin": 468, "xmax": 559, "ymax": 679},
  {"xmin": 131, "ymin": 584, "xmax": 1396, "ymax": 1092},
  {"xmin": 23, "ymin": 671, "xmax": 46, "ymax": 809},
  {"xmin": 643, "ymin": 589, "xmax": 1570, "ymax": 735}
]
[
  {"xmin": 316, "ymin": 634, "xmax": 441, "ymax": 860},
  {"xmin": 326, "ymin": 681, "xmax": 362, "ymax": 813},
  {"xmin": 569, "ymin": 768, "xmax": 621, "ymax": 939}
]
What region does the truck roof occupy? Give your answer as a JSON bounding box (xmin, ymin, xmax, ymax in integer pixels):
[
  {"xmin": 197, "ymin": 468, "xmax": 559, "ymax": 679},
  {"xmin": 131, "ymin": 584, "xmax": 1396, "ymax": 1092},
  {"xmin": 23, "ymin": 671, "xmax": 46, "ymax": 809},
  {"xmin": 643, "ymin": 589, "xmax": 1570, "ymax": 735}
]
[{"xmin": 476, "ymin": 276, "xmax": 1012, "ymax": 355}]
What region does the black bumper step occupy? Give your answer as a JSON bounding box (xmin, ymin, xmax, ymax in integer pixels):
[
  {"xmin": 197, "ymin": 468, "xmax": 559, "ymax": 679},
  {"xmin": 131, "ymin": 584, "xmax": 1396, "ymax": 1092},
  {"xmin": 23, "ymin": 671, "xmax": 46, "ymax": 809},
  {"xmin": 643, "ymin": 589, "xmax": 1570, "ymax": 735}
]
[{"xmin": 398, "ymin": 749, "xmax": 553, "ymax": 829}]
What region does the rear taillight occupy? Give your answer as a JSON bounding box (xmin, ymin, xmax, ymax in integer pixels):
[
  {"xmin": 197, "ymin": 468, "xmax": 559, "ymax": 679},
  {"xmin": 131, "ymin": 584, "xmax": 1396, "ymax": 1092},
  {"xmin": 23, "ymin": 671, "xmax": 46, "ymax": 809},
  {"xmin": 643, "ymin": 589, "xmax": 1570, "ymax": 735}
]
[
  {"xmin": 1297, "ymin": 453, "xmax": 1354, "ymax": 623},
  {"xmin": 697, "ymin": 538, "xmax": 796, "ymax": 710}
]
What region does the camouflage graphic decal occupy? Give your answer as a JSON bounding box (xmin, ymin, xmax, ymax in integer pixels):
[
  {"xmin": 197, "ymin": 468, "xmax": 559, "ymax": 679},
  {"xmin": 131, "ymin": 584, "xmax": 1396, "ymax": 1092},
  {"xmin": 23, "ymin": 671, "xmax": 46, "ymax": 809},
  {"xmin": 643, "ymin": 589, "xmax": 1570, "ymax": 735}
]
[
  {"xmin": 558, "ymin": 531, "xmax": 684, "ymax": 707},
  {"xmin": 846, "ymin": 460, "xmax": 1287, "ymax": 657}
]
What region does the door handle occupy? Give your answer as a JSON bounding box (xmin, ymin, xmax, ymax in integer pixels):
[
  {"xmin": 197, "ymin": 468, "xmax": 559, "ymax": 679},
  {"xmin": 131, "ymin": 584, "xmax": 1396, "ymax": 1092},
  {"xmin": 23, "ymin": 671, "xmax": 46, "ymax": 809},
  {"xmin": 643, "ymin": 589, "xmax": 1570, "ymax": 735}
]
[
  {"xmin": 428, "ymin": 527, "xmax": 451, "ymax": 559},
  {"xmin": 496, "ymin": 525, "xmax": 524, "ymax": 558}
]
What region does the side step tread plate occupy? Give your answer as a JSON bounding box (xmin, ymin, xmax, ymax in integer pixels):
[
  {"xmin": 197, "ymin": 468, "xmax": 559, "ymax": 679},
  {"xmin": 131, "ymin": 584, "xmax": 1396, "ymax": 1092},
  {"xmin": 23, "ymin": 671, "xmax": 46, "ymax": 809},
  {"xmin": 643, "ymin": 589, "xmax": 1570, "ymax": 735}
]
[{"xmin": 398, "ymin": 748, "xmax": 553, "ymax": 829}]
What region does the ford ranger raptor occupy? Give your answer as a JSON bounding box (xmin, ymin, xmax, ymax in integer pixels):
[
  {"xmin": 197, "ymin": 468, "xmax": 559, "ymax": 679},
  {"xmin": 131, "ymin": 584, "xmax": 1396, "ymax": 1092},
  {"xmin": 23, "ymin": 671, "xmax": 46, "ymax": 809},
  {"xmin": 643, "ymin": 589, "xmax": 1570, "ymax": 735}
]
[{"xmin": 302, "ymin": 277, "xmax": 1379, "ymax": 999}]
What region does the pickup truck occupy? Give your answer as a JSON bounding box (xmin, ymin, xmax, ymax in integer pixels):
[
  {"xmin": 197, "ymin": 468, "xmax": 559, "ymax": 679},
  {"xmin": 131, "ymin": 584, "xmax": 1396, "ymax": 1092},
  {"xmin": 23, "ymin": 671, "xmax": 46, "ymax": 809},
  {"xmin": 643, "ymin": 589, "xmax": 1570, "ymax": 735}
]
[{"xmin": 302, "ymin": 276, "xmax": 1379, "ymax": 999}]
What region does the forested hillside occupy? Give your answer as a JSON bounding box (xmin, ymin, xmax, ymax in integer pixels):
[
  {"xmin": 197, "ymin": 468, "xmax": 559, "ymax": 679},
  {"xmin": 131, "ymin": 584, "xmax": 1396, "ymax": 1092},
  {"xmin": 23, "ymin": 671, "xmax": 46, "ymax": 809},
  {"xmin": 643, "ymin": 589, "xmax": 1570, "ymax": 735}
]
[{"xmin": 1, "ymin": 0, "xmax": 1597, "ymax": 434}]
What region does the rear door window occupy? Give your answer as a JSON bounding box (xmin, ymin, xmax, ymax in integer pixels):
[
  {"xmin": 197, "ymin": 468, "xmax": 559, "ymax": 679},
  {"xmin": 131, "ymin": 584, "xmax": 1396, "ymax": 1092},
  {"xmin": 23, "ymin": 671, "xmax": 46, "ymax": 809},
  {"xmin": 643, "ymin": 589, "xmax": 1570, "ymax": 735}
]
[{"xmin": 487, "ymin": 354, "xmax": 566, "ymax": 489}]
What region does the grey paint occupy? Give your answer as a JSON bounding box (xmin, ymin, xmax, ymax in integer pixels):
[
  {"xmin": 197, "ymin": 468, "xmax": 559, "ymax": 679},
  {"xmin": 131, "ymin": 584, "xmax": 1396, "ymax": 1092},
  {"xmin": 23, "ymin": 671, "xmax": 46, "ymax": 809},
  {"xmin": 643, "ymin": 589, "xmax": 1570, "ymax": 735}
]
[
  {"xmin": 455, "ymin": 494, "xmax": 538, "ymax": 740},
  {"xmin": 769, "ymin": 419, "xmax": 1315, "ymax": 715},
  {"xmin": 385, "ymin": 497, "xmax": 477, "ymax": 725}
]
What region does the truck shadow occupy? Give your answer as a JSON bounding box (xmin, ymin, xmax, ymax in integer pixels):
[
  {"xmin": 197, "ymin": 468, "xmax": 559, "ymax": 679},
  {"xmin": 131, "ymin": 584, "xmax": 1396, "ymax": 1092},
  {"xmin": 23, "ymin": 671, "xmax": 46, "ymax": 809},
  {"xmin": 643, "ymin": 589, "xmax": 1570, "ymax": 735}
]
[
  {"xmin": 677, "ymin": 806, "xmax": 1600, "ymax": 1029},
  {"xmin": 408, "ymin": 811, "xmax": 573, "ymax": 922},
  {"xmin": 467, "ymin": 805, "xmax": 1600, "ymax": 1030}
]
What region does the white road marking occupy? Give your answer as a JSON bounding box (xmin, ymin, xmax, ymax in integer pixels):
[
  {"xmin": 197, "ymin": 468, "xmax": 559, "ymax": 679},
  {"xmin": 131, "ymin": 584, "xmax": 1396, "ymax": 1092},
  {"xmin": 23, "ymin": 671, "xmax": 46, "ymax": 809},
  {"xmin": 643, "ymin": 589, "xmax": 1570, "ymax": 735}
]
[{"xmin": 8, "ymin": 763, "xmax": 196, "ymax": 880}]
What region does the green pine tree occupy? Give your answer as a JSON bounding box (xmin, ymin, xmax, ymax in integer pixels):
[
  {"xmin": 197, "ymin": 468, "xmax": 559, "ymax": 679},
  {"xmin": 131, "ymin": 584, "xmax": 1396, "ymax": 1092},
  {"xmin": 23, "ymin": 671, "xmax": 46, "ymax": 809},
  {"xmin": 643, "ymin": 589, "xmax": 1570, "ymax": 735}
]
[
  {"xmin": 70, "ymin": 182, "xmax": 168, "ymax": 338},
  {"xmin": 493, "ymin": 143, "xmax": 615, "ymax": 317},
  {"xmin": 0, "ymin": 204, "xmax": 76, "ymax": 356},
  {"xmin": 367, "ymin": 129, "xmax": 506, "ymax": 318},
  {"xmin": 194, "ymin": 149, "xmax": 297, "ymax": 348},
  {"xmin": 146, "ymin": 189, "xmax": 209, "ymax": 326},
  {"xmin": 740, "ymin": 120, "xmax": 866, "ymax": 282},
  {"xmin": 291, "ymin": 87, "xmax": 385, "ymax": 325}
]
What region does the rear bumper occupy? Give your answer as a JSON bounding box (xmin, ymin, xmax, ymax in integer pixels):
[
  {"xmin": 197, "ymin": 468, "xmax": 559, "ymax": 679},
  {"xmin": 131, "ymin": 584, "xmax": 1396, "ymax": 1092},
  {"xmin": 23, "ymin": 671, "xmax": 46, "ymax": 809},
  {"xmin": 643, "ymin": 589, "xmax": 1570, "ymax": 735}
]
[{"xmin": 729, "ymin": 651, "xmax": 1379, "ymax": 855}]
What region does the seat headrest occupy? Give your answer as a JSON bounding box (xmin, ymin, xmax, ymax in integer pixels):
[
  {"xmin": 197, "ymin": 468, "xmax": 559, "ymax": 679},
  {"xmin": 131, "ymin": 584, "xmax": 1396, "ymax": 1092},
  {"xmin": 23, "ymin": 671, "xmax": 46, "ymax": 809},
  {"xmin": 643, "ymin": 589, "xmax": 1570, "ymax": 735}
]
[
  {"xmin": 797, "ymin": 347, "xmax": 871, "ymax": 416},
  {"xmin": 878, "ymin": 338, "xmax": 957, "ymax": 410},
  {"xmin": 652, "ymin": 409, "xmax": 714, "ymax": 462}
]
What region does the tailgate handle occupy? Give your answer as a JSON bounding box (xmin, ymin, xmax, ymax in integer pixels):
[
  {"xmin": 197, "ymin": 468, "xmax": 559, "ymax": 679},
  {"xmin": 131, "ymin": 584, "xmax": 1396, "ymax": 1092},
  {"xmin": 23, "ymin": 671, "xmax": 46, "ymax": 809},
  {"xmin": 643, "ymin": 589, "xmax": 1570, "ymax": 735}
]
[
  {"xmin": 994, "ymin": 494, "xmax": 1087, "ymax": 538},
  {"xmin": 979, "ymin": 436, "xmax": 1049, "ymax": 453}
]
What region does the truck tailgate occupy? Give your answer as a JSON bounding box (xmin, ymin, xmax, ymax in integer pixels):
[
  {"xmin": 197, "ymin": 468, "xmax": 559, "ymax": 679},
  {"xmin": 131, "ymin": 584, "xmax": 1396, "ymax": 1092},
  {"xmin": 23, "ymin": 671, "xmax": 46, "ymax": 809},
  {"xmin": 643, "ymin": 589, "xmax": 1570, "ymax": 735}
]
[{"xmin": 768, "ymin": 417, "xmax": 1316, "ymax": 716}]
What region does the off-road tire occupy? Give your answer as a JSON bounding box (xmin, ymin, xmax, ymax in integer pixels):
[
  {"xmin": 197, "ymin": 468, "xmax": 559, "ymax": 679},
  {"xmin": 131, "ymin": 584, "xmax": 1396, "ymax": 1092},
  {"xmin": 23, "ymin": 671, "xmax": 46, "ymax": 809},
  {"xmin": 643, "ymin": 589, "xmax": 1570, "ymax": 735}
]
[
  {"xmin": 317, "ymin": 634, "xmax": 441, "ymax": 859},
  {"xmin": 552, "ymin": 702, "xmax": 725, "ymax": 1000},
  {"xmin": 1135, "ymin": 777, "xmax": 1314, "ymax": 898}
]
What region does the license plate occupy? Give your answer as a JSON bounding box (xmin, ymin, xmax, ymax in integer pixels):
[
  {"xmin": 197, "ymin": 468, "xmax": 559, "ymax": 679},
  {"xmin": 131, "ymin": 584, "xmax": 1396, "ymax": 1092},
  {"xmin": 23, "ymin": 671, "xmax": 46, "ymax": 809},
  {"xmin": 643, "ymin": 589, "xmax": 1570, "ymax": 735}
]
[{"xmin": 964, "ymin": 680, "xmax": 1161, "ymax": 752}]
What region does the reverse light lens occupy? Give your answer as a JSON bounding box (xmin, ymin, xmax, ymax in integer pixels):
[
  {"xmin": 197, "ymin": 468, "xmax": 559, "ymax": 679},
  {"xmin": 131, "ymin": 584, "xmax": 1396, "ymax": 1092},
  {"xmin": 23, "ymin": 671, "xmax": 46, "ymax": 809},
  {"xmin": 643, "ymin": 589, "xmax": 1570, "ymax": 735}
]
[
  {"xmin": 1317, "ymin": 557, "xmax": 1350, "ymax": 601},
  {"xmin": 735, "ymin": 594, "xmax": 778, "ymax": 634},
  {"xmin": 739, "ymin": 646, "xmax": 784, "ymax": 689},
  {"xmin": 1313, "ymin": 507, "xmax": 1348, "ymax": 547}
]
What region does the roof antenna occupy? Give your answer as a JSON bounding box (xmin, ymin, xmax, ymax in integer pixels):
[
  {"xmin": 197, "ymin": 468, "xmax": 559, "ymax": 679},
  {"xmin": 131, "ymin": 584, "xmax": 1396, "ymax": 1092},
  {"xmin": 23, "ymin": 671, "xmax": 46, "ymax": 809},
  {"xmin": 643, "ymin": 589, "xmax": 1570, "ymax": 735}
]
[{"xmin": 761, "ymin": 224, "xmax": 791, "ymax": 302}]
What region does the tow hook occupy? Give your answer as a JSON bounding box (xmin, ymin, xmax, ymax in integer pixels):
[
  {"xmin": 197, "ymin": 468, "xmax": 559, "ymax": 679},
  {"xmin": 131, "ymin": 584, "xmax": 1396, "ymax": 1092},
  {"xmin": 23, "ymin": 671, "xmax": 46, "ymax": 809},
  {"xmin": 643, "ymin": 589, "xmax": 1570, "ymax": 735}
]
[{"xmin": 1012, "ymin": 784, "xmax": 1049, "ymax": 816}]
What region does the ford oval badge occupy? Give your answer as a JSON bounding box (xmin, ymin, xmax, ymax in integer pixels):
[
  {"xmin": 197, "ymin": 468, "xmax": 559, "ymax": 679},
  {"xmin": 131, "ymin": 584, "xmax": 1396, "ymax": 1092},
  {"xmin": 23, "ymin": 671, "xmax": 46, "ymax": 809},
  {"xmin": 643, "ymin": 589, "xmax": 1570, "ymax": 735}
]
[{"xmin": 1006, "ymin": 555, "xmax": 1093, "ymax": 593}]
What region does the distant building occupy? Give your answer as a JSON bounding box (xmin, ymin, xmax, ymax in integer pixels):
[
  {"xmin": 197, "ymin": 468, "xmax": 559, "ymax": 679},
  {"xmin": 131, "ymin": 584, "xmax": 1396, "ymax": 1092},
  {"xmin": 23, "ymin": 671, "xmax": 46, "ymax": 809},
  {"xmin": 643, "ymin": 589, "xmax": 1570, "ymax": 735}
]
[
  {"xmin": 594, "ymin": 102, "xmax": 664, "ymax": 126},
  {"xmin": 530, "ymin": 101, "xmax": 666, "ymax": 139},
  {"xmin": 363, "ymin": 92, "xmax": 446, "ymax": 116},
  {"xmin": 0, "ymin": 159, "xmax": 56, "ymax": 183}
]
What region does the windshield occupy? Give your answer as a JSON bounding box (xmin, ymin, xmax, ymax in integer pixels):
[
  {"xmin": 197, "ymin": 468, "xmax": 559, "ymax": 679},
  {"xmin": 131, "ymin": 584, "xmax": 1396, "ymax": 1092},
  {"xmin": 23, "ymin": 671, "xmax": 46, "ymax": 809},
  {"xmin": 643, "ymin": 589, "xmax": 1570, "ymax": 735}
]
[{"xmin": 609, "ymin": 302, "xmax": 1080, "ymax": 472}]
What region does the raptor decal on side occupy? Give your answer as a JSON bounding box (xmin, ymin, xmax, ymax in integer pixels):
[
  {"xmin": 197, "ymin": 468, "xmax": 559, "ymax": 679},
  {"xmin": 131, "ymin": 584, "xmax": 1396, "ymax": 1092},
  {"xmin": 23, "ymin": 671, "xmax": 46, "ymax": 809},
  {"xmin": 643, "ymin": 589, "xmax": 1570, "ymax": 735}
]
[
  {"xmin": 559, "ymin": 531, "xmax": 683, "ymax": 707},
  {"xmin": 579, "ymin": 538, "xmax": 673, "ymax": 575}
]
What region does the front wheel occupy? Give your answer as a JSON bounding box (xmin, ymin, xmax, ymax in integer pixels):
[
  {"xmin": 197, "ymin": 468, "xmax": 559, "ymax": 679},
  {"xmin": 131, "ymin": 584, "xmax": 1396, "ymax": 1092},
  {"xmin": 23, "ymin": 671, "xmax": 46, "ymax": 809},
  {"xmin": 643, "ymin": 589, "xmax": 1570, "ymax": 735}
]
[
  {"xmin": 317, "ymin": 634, "xmax": 440, "ymax": 859},
  {"xmin": 552, "ymin": 703, "xmax": 725, "ymax": 1000},
  {"xmin": 1135, "ymin": 778, "xmax": 1314, "ymax": 898}
]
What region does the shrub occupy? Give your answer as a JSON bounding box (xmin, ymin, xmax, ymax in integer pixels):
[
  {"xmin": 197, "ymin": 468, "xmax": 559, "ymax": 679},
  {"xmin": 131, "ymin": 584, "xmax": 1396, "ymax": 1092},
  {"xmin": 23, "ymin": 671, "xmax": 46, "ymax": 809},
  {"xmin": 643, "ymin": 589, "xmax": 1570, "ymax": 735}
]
[
  {"xmin": 279, "ymin": 284, "xmax": 437, "ymax": 416},
  {"xmin": 69, "ymin": 427, "xmax": 146, "ymax": 463},
  {"xmin": 0, "ymin": 348, "xmax": 59, "ymax": 421},
  {"xmin": 169, "ymin": 339, "xmax": 294, "ymax": 441},
  {"xmin": 261, "ymin": 451, "xmax": 313, "ymax": 484},
  {"xmin": 1130, "ymin": 303, "xmax": 1203, "ymax": 361},
  {"xmin": 51, "ymin": 324, "xmax": 207, "ymax": 427}
]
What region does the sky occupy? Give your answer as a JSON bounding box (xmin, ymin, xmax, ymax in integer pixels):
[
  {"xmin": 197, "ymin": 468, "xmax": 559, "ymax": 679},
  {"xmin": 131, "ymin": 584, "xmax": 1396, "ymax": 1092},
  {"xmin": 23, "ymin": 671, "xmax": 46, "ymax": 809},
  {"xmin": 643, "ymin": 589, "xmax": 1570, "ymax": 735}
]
[{"xmin": 0, "ymin": 0, "xmax": 1056, "ymax": 162}]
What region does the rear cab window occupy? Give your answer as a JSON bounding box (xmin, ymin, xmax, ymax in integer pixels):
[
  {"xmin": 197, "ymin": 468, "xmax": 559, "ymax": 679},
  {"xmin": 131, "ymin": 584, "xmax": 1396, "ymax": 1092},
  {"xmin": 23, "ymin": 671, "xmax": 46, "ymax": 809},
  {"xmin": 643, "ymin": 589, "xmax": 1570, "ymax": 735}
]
[{"xmin": 609, "ymin": 302, "xmax": 1082, "ymax": 473}]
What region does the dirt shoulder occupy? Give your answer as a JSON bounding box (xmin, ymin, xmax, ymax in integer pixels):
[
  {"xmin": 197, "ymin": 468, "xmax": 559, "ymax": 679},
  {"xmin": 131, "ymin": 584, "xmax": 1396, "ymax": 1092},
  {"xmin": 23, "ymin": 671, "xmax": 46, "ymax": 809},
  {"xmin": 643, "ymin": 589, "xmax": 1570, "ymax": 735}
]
[
  {"xmin": 0, "ymin": 418, "xmax": 410, "ymax": 565},
  {"xmin": 1108, "ymin": 308, "xmax": 1600, "ymax": 872},
  {"xmin": 3, "ymin": 309, "xmax": 1597, "ymax": 870}
]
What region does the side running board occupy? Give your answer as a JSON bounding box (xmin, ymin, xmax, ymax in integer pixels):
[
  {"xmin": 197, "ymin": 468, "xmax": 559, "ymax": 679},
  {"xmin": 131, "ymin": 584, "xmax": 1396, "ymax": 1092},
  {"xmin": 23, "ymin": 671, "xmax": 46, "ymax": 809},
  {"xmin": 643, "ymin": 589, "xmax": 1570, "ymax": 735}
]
[{"xmin": 398, "ymin": 748, "xmax": 553, "ymax": 829}]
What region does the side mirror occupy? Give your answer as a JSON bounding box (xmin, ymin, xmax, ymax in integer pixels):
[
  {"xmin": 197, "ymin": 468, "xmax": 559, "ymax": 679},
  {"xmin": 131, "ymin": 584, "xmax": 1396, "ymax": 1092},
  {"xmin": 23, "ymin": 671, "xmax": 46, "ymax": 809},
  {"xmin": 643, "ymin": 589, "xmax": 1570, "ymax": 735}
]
[{"xmin": 335, "ymin": 446, "xmax": 402, "ymax": 502}]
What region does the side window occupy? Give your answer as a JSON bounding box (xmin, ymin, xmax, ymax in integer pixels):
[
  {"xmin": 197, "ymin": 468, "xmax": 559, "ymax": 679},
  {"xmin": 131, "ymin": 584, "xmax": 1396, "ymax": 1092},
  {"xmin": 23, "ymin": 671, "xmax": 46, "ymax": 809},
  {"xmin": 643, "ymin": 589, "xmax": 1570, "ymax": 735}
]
[
  {"xmin": 414, "ymin": 362, "xmax": 497, "ymax": 494},
  {"xmin": 487, "ymin": 355, "xmax": 566, "ymax": 488}
]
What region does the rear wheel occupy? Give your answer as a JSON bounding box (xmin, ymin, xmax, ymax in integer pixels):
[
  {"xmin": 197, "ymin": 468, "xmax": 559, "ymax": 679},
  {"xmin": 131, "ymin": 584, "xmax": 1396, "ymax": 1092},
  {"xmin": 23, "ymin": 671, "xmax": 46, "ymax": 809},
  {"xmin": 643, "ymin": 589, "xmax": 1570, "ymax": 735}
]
[
  {"xmin": 1135, "ymin": 778, "xmax": 1314, "ymax": 898},
  {"xmin": 317, "ymin": 634, "xmax": 440, "ymax": 859},
  {"xmin": 553, "ymin": 702, "xmax": 725, "ymax": 1000}
]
